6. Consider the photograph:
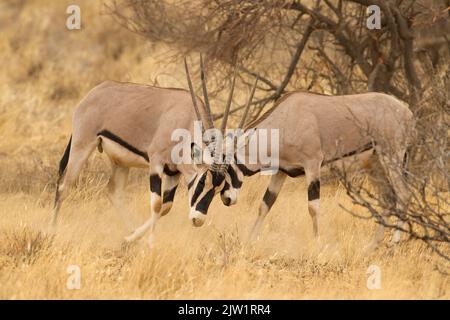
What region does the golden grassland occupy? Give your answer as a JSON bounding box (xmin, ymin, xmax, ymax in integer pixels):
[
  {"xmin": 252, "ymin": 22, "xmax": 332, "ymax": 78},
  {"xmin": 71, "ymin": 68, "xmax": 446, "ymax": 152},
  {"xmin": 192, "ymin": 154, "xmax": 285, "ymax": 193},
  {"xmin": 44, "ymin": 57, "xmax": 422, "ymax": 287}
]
[{"xmin": 0, "ymin": 0, "xmax": 448, "ymax": 299}]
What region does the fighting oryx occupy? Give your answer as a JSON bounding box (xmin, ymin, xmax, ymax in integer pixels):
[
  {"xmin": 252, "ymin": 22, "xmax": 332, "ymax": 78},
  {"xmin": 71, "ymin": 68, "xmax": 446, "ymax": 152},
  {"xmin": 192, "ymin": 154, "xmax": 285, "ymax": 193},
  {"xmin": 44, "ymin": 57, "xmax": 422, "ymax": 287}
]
[
  {"xmin": 52, "ymin": 57, "xmax": 255, "ymax": 246},
  {"xmin": 186, "ymin": 91, "xmax": 414, "ymax": 250}
]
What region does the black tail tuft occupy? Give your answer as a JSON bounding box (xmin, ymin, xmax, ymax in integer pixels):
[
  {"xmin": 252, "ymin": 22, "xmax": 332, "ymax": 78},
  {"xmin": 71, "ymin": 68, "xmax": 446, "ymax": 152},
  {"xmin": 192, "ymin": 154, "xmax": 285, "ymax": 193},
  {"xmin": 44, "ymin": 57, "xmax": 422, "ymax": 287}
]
[{"xmin": 58, "ymin": 136, "xmax": 72, "ymax": 177}]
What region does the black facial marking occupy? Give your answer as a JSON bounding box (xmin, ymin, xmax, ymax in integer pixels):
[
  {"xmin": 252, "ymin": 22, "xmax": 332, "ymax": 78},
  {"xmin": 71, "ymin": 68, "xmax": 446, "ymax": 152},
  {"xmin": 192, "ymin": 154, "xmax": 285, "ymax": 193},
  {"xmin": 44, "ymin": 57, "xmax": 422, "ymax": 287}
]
[
  {"xmin": 163, "ymin": 164, "xmax": 179, "ymax": 176},
  {"xmin": 227, "ymin": 165, "xmax": 242, "ymax": 188},
  {"xmin": 163, "ymin": 186, "xmax": 177, "ymax": 203},
  {"xmin": 187, "ymin": 176, "xmax": 196, "ymax": 190},
  {"xmin": 150, "ymin": 174, "xmax": 162, "ymax": 196},
  {"xmin": 211, "ymin": 171, "xmax": 225, "ymax": 187},
  {"xmin": 221, "ymin": 182, "xmax": 230, "ymax": 195},
  {"xmin": 97, "ymin": 130, "xmax": 149, "ymax": 162},
  {"xmin": 308, "ymin": 179, "xmax": 320, "ymax": 201},
  {"xmin": 191, "ymin": 173, "xmax": 206, "ymax": 206},
  {"xmin": 263, "ymin": 189, "xmax": 277, "ymax": 209},
  {"xmin": 195, "ymin": 189, "xmax": 215, "ymax": 215}
]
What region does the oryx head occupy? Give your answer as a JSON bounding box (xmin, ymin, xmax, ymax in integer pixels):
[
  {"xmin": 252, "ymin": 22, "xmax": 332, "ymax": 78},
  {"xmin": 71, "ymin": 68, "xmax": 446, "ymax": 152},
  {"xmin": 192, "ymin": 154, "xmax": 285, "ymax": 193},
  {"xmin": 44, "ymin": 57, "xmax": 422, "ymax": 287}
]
[{"xmin": 184, "ymin": 56, "xmax": 257, "ymax": 227}]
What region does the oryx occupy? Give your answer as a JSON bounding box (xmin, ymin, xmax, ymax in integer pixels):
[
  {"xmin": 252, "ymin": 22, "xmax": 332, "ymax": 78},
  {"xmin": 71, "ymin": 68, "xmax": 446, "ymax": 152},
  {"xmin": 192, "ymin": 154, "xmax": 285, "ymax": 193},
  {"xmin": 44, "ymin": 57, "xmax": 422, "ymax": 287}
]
[
  {"xmin": 52, "ymin": 57, "xmax": 254, "ymax": 245},
  {"xmin": 186, "ymin": 91, "xmax": 414, "ymax": 250}
]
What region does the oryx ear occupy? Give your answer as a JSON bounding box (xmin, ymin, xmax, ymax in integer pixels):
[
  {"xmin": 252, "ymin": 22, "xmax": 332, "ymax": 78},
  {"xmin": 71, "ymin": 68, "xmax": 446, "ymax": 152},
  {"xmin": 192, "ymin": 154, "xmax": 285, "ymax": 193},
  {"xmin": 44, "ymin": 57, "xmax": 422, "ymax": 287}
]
[{"xmin": 191, "ymin": 142, "xmax": 202, "ymax": 164}]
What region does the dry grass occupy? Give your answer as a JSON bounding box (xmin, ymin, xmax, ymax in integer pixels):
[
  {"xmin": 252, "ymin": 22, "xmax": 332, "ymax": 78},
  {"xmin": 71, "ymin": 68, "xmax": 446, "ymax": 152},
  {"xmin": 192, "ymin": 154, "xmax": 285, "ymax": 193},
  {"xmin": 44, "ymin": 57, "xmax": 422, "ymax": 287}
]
[{"xmin": 0, "ymin": 0, "xmax": 448, "ymax": 299}]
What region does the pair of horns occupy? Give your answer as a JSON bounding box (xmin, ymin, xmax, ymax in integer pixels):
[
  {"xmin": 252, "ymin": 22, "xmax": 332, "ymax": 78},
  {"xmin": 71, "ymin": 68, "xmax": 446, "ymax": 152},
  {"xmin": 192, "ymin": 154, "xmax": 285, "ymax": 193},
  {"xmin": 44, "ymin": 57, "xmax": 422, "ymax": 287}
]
[{"xmin": 184, "ymin": 55, "xmax": 258, "ymax": 172}]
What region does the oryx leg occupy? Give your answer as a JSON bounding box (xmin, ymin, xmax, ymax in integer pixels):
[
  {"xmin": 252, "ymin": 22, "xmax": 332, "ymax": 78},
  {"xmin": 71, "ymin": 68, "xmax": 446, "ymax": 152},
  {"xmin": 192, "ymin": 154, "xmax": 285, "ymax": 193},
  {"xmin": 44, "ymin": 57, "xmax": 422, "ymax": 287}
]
[
  {"xmin": 107, "ymin": 163, "xmax": 132, "ymax": 231},
  {"xmin": 366, "ymin": 148, "xmax": 409, "ymax": 251},
  {"xmin": 249, "ymin": 172, "xmax": 287, "ymax": 242},
  {"xmin": 125, "ymin": 163, "xmax": 164, "ymax": 246},
  {"xmin": 304, "ymin": 158, "xmax": 323, "ymax": 239},
  {"xmin": 52, "ymin": 140, "xmax": 97, "ymax": 227},
  {"xmin": 160, "ymin": 167, "xmax": 181, "ymax": 216},
  {"xmin": 380, "ymin": 149, "xmax": 411, "ymax": 244}
]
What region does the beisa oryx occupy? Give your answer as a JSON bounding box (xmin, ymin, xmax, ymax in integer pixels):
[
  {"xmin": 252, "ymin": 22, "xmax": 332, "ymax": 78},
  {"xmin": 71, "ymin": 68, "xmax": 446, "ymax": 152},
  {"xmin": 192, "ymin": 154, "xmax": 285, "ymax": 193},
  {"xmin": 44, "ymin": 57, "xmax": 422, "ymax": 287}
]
[
  {"xmin": 52, "ymin": 57, "xmax": 253, "ymax": 245},
  {"xmin": 187, "ymin": 91, "xmax": 414, "ymax": 250}
]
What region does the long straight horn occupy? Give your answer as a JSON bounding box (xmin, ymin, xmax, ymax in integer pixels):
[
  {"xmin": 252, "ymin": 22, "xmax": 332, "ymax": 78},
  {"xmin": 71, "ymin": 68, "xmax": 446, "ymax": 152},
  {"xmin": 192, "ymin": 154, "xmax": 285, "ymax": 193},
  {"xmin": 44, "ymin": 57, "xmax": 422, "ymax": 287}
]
[
  {"xmin": 238, "ymin": 78, "xmax": 258, "ymax": 129},
  {"xmin": 200, "ymin": 54, "xmax": 214, "ymax": 129},
  {"xmin": 184, "ymin": 57, "xmax": 203, "ymax": 123},
  {"xmin": 220, "ymin": 64, "xmax": 238, "ymax": 134}
]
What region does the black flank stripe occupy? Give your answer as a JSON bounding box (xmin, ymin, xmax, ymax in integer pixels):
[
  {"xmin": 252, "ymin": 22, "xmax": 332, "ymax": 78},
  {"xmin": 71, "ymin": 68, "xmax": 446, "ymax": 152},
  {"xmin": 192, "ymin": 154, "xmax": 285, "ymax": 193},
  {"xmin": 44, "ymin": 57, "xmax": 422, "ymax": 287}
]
[
  {"xmin": 97, "ymin": 130, "xmax": 149, "ymax": 162},
  {"xmin": 234, "ymin": 143, "xmax": 374, "ymax": 178},
  {"xmin": 324, "ymin": 142, "xmax": 375, "ymax": 165},
  {"xmin": 236, "ymin": 163, "xmax": 259, "ymax": 177},
  {"xmin": 280, "ymin": 167, "xmax": 305, "ymax": 177},
  {"xmin": 150, "ymin": 174, "xmax": 162, "ymax": 196},
  {"xmin": 263, "ymin": 189, "xmax": 277, "ymax": 209},
  {"xmin": 308, "ymin": 179, "xmax": 320, "ymax": 201}
]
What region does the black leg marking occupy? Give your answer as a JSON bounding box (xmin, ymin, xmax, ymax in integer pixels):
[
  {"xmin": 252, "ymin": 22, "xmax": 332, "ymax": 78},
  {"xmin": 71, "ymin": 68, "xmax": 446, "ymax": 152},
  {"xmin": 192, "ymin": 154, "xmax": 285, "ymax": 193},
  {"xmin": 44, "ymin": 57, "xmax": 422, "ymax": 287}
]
[
  {"xmin": 163, "ymin": 164, "xmax": 179, "ymax": 177},
  {"xmin": 308, "ymin": 180, "xmax": 320, "ymax": 201},
  {"xmin": 97, "ymin": 130, "xmax": 149, "ymax": 162},
  {"xmin": 163, "ymin": 186, "xmax": 177, "ymax": 203},
  {"xmin": 150, "ymin": 174, "xmax": 162, "ymax": 196},
  {"xmin": 263, "ymin": 189, "xmax": 277, "ymax": 210}
]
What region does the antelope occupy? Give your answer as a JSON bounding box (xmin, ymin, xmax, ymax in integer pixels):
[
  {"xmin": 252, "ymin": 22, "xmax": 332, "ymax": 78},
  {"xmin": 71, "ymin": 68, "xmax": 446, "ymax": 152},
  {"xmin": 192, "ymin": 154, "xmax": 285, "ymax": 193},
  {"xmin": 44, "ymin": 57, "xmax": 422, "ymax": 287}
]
[
  {"xmin": 52, "ymin": 57, "xmax": 254, "ymax": 246},
  {"xmin": 187, "ymin": 90, "xmax": 414, "ymax": 250}
]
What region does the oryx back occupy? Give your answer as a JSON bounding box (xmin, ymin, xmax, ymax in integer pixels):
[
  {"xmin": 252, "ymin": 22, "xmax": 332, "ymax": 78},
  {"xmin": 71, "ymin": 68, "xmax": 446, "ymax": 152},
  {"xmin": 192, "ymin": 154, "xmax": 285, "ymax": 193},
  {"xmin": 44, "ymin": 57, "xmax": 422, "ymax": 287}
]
[
  {"xmin": 254, "ymin": 92, "xmax": 413, "ymax": 166},
  {"xmin": 72, "ymin": 81, "xmax": 202, "ymax": 167}
]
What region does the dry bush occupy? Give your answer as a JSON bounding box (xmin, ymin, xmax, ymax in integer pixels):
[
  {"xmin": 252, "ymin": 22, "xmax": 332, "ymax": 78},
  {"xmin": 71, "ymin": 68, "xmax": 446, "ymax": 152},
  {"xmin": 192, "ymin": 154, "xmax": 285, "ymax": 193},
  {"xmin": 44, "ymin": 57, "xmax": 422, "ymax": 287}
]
[
  {"xmin": 337, "ymin": 66, "xmax": 449, "ymax": 260},
  {"xmin": 110, "ymin": 0, "xmax": 449, "ymax": 117},
  {"xmin": 109, "ymin": 0, "xmax": 450, "ymax": 259},
  {"xmin": 0, "ymin": 228, "xmax": 54, "ymax": 266}
]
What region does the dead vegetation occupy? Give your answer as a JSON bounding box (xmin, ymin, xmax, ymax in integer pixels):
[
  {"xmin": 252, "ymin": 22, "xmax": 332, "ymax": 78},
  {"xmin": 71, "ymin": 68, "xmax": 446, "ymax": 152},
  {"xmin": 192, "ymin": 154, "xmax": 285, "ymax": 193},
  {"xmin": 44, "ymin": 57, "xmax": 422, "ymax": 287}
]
[{"xmin": 0, "ymin": 0, "xmax": 448, "ymax": 299}]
